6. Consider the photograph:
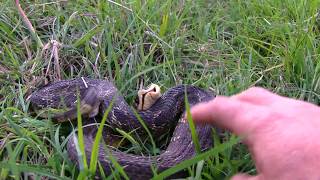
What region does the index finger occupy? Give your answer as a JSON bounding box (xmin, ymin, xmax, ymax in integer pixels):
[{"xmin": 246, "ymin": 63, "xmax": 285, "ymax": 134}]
[{"xmin": 190, "ymin": 96, "xmax": 261, "ymax": 136}]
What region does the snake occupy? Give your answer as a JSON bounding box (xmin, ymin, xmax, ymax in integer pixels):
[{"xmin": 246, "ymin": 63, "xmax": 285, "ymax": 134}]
[{"xmin": 29, "ymin": 77, "xmax": 216, "ymax": 179}]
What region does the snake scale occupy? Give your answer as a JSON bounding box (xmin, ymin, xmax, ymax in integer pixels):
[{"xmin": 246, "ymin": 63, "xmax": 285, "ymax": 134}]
[{"xmin": 30, "ymin": 78, "xmax": 216, "ymax": 179}]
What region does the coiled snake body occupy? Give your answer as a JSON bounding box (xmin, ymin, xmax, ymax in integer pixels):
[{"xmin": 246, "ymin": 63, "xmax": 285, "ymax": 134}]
[{"xmin": 30, "ymin": 78, "xmax": 215, "ymax": 179}]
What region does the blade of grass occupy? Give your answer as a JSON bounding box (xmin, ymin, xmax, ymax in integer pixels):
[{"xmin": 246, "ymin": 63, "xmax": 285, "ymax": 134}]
[
  {"xmin": 88, "ymin": 97, "xmax": 114, "ymax": 173},
  {"xmin": 159, "ymin": 13, "xmax": 169, "ymax": 37},
  {"xmin": 151, "ymin": 137, "xmax": 240, "ymax": 180},
  {"xmin": 61, "ymin": 11, "xmax": 78, "ymax": 42},
  {"xmin": 5, "ymin": 111, "xmax": 49, "ymax": 156},
  {"xmin": 98, "ymin": 162, "xmax": 107, "ymax": 179},
  {"xmin": 15, "ymin": 0, "xmax": 43, "ymax": 48},
  {"xmin": 76, "ymin": 91, "xmax": 88, "ymax": 170},
  {"xmin": 103, "ymin": 147, "xmax": 130, "ymax": 180},
  {"xmin": 6, "ymin": 143, "xmax": 19, "ymax": 180},
  {"xmin": 73, "ymin": 25, "xmax": 103, "ymax": 47},
  {"xmin": 195, "ymin": 160, "xmax": 204, "ymax": 179},
  {"xmin": 119, "ymin": 61, "xmax": 174, "ymax": 93},
  {"xmin": 0, "ymin": 162, "xmax": 70, "ymax": 180},
  {"xmin": 132, "ymin": 109, "xmax": 158, "ymax": 155},
  {"xmin": 184, "ymin": 86, "xmax": 201, "ymax": 154},
  {"xmin": 116, "ymin": 128, "xmax": 142, "ymax": 152}
]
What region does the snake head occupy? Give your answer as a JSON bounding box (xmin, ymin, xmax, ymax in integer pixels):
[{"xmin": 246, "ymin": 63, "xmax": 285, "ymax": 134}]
[
  {"xmin": 137, "ymin": 83, "xmax": 161, "ymax": 111},
  {"xmin": 51, "ymin": 87, "xmax": 101, "ymax": 122}
]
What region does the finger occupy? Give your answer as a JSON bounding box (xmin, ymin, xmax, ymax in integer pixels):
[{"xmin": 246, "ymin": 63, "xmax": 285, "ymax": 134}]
[
  {"xmin": 231, "ymin": 174, "xmax": 262, "ymax": 180},
  {"xmin": 190, "ymin": 96, "xmax": 259, "ymax": 135},
  {"xmin": 232, "ymin": 87, "xmax": 280, "ymax": 105}
]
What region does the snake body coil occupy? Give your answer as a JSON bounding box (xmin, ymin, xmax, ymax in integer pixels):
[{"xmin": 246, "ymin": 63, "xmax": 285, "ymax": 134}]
[{"xmin": 30, "ymin": 78, "xmax": 215, "ymax": 179}]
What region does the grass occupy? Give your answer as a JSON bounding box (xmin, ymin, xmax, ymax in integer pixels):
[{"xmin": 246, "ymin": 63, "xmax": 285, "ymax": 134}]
[{"xmin": 1, "ymin": 0, "xmax": 320, "ymax": 179}]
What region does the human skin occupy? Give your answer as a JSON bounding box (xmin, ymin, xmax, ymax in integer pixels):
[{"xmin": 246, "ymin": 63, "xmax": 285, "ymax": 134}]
[{"xmin": 190, "ymin": 87, "xmax": 320, "ymax": 180}]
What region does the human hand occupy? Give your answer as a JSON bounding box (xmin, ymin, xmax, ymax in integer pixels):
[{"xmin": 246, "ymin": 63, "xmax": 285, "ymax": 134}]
[{"xmin": 191, "ymin": 87, "xmax": 320, "ymax": 180}]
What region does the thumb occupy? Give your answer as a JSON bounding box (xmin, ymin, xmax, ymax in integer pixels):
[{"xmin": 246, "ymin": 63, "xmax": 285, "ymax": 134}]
[{"xmin": 231, "ymin": 174, "xmax": 262, "ymax": 180}]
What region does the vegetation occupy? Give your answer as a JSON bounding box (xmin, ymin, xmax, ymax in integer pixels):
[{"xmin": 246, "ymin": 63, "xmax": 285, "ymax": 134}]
[{"xmin": 1, "ymin": 0, "xmax": 319, "ymax": 179}]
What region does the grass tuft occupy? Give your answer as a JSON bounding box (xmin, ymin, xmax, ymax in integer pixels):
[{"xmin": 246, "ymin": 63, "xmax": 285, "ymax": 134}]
[{"xmin": 1, "ymin": 0, "xmax": 319, "ymax": 179}]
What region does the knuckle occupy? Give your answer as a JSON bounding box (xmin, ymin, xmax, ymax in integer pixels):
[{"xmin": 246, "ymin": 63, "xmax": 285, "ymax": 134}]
[
  {"xmin": 237, "ymin": 87, "xmax": 271, "ymax": 100},
  {"xmin": 246, "ymin": 87, "xmax": 267, "ymax": 94}
]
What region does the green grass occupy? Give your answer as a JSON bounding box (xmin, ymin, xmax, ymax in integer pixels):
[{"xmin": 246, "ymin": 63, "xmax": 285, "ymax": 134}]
[{"xmin": 1, "ymin": 0, "xmax": 320, "ymax": 179}]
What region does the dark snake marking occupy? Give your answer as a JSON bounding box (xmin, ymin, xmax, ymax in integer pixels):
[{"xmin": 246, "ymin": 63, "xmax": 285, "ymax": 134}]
[{"xmin": 30, "ymin": 78, "xmax": 216, "ymax": 179}]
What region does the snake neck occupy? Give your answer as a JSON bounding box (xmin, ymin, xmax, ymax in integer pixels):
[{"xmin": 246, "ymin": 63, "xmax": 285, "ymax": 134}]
[{"xmin": 101, "ymin": 85, "xmax": 214, "ymax": 135}]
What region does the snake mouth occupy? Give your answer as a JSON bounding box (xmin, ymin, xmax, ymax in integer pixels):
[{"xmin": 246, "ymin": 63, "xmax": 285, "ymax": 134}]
[{"xmin": 137, "ymin": 84, "xmax": 161, "ymax": 111}]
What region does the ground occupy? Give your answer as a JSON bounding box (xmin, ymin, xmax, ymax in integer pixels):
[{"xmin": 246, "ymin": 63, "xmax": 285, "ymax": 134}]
[{"xmin": 0, "ymin": 0, "xmax": 319, "ymax": 179}]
